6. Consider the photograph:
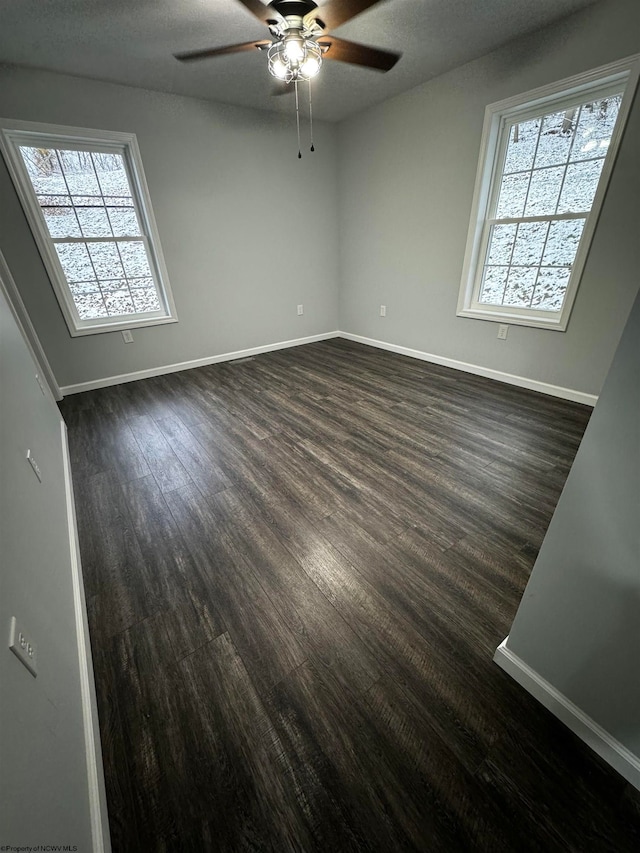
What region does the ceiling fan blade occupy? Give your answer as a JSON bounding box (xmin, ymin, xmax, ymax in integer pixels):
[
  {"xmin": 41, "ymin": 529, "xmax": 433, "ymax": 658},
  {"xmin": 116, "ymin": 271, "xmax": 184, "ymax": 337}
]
[
  {"xmin": 318, "ymin": 36, "xmax": 400, "ymax": 72},
  {"xmin": 234, "ymin": 0, "xmax": 275, "ymax": 23},
  {"xmin": 313, "ymin": 0, "xmax": 385, "ymax": 31},
  {"xmin": 174, "ymin": 40, "xmax": 271, "ymax": 62}
]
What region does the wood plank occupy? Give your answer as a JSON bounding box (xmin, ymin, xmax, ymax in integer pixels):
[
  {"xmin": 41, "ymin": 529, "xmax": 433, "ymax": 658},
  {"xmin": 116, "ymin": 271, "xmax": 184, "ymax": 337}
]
[
  {"xmin": 179, "ymin": 632, "xmax": 313, "ymax": 850},
  {"xmin": 164, "ymin": 483, "xmax": 307, "ymax": 695},
  {"xmin": 128, "ymin": 414, "xmax": 192, "ymax": 493}
]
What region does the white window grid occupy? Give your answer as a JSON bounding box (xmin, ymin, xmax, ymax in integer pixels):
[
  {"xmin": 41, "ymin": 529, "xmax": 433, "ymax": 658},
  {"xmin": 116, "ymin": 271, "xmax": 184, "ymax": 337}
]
[
  {"xmin": 0, "ymin": 121, "xmax": 177, "ymax": 336},
  {"xmin": 457, "ymin": 56, "xmax": 640, "ymax": 331},
  {"xmin": 477, "ymin": 86, "xmax": 621, "ymax": 313}
]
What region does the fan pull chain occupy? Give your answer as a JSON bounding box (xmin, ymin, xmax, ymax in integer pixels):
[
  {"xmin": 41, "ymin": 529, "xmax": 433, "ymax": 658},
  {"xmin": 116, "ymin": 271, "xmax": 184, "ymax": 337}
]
[
  {"xmin": 308, "ymin": 79, "xmax": 315, "ymax": 152},
  {"xmin": 295, "ymin": 80, "xmax": 302, "ymax": 159}
]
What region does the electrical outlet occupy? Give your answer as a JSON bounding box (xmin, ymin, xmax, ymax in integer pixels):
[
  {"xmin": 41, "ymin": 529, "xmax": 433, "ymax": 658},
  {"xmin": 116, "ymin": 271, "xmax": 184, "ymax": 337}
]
[
  {"xmin": 35, "ymin": 372, "xmax": 47, "ymax": 395},
  {"xmin": 122, "ymin": 330, "xmax": 134, "ymax": 343},
  {"xmin": 497, "ymin": 324, "xmax": 509, "ymax": 340},
  {"xmin": 380, "ymin": 305, "xmax": 386, "ymax": 317},
  {"xmin": 9, "ymin": 617, "xmax": 37, "ymax": 677},
  {"xmin": 297, "ymin": 304, "xmax": 304, "ymax": 316},
  {"xmin": 26, "ymin": 449, "xmax": 42, "ymax": 482}
]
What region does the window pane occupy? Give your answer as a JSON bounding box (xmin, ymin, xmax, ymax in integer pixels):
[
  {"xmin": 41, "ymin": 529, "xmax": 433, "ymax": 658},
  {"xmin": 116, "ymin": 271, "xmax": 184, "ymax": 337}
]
[
  {"xmin": 107, "ymin": 207, "xmax": 140, "ymax": 237},
  {"xmin": 19, "ymin": 147, "xmax": 67, "ymax": 194},
  {"xmin": 98, "ymin": 278, "xmax": 129, "ymax": 293},
  {"xmin": 92, "ymin": 152, "xmax": 131, "ymax": 197},
  {"xmin": 479, "ymin": 266, "xmax": 508, "ymax": 305},
  {"xmin": 531, "ymin": 268, "xmax": 571, "ymax": 311},
  {"xmin": 76, "ymin": 293, "xmax": 109, "ymax": 319},
  {"xmin": 503, "ymin": 118, "xmax": 540, "ymax": 174},
  {"xmin": 104, "ymin": 195, "xmax": 134, "ymax": 207},
  {"xmin": 118, "ymin": 240, "xmax": 152, "ymax": 278},
  {"xmin": 534, "ymin": 110, "xmax": 575, "ymax": 169},
  {"xmin": 504, "ymin": 268, "xmax": 537, "ymax": 307},
  {"xmin": 495, "ymin": 172, "xmax": 530, "ymax": 218},
  {"xmin": 76, "ymin": 206, "xmax": 113, "ymax": 238},
  {"xmin": 524, "ymin": 165, "xmax": 564, "ymax": 216},
  {"xmin": 132, "ymin": 288, "xmax": 162, "ymax": 313},
  {"xmin": 511, "ymin": 221, "xmax": 549, "ymax": 266},
  {"xmin": 42, "ymin": 206, "xmax": 82, "ymax": 239},
  {"xmin": 55, "ymin": 243, "xmax": 96, "ymax": 282},
  {"xmin": 105, "ymin": 290, "xmax": 136, "ymax": 316},
  {"xmin": 73, "ymin": 195, "xmax": 104, "ymax": 207},
  {"xmin": 542, "ymin": 219, "xmax": 585, "ymax": 267},
  {"xmin": 87, "ymin": 242, "xmax": 125, "ymax": 279},
  {"xmin": 573, "ymin": 96, "xmax": 622, "ymax": 160},
  {"xmin": 487, "ymin": 224, "xmax": 517, "ymax": 265},
  {"xmin": 57, "ymin": 149, "xmax": 101, "ymax": 196},
  {"xmin": 69, "ymin": 281, "xmax": 100, "ymax": 297},
  {"xmin": 557, "ymin": 159, "xmax": 603, "ymax": 213}
]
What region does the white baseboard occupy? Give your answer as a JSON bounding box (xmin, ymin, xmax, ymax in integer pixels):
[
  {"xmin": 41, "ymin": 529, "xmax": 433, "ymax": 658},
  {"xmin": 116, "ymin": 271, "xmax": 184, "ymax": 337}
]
[
  {"xmin": 61, "ymin": 420, "xmax": 111, "ymax": 852},
  {"xmin": 60, "ymin": 331, "xmax": 341, "ymax": 395},
  {"xmin": 339, "ymin": 332, "xmax": 598, "ymax": 406},
  {"xmin": 494, "ymin": 638, "xmax": 640, "ymax": 791},
  {"xmin": 60, "ymin": 329, "xmax": 597, "ymax": 406}
]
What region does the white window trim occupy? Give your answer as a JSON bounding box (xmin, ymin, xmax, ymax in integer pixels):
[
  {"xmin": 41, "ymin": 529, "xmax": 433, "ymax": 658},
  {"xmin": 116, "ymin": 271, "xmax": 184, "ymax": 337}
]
[
  {"xmin": 457, "ymin": 54, "xmax": 640, "ymax": 331},
  {"xmin": 0, "ymin": 119, "xmax": 178, "ymax": 337}
]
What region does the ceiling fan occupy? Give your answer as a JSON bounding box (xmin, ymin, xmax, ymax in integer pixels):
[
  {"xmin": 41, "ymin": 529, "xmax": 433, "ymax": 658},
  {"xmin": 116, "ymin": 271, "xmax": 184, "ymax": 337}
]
[
  {"xmin": 174, "ymin": 0, "xmax": 401, "ymax": 156},
  {"xmin": 174, "ymin": 0, "xmax": 401, "ymax": 82}
]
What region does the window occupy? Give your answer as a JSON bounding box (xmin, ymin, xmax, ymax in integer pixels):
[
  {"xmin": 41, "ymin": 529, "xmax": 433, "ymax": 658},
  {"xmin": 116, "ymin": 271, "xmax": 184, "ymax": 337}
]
[
  {"xmin": 0, "ymin": 121, "xmax": 177, "ymax": 336},
  {"xmin": 458, "ymin": 57, "xmax": 639, "ymax": 331}
]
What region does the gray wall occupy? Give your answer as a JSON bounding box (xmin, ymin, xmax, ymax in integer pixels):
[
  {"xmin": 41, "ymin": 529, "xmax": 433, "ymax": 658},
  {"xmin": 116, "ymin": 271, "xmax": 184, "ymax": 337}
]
[
  {"xmin": 0, "ymin": 66, "xmax": 340, "ymax": 389},
  {"xmin": 0, "ymin": 281, "xmax": 96, "ymax": 846},
  {"xmin": 338, "ymin": 0, "xmax": 640, "ymax": 396},
  {"xmin": 506, "ymin": 288, "xmax": 640, "ymax": 756}
]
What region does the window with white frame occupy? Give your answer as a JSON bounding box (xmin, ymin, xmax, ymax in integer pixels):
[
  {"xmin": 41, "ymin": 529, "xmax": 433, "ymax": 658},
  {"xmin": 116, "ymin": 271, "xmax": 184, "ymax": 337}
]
[
  {"xmin": 457, "ymin": 57, "xmax": 638, "ymax": 331},
  {"xmin": 0, "ymin": 121, "xmax": 177, "ymax": 336}
]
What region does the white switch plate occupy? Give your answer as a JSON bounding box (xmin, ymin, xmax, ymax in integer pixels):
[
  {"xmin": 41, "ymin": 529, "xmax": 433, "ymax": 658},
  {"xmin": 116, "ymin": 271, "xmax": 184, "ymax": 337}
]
[
  {"xmin": 497, "ymin": 324, "xmax": 509, "ymax": 340},
  {"xmin": 35, "ymin": 372, "xmax": 47, "ymax": 395},
  {"xmin": 9, "ymin": 617, "xmax": 37, "ymax": 677},
  {"xmin": 26, "ymin": 449, "xmax": 42, "ymax": 482},
  {"xmin": 122, "ymin": 329, "xmax": 134, "ymax": 343},
  {"xmin": 380, "ymin": 305, "xmax": 386, "ymax": 317},
  {"xmin": 297, "ymin": 304, "xmax": 304, "ymax": 316}
]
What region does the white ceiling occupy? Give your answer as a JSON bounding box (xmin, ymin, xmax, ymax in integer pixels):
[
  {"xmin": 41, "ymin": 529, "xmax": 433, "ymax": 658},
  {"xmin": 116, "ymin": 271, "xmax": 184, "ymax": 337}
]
[{"xmin": 0, "ymin": 0, "xmax": 600, "ymax": 122}]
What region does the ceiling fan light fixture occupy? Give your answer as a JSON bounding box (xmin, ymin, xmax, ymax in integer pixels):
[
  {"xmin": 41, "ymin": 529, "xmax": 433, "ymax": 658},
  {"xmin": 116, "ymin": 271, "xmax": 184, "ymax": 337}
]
[
  {"xmin": 267, "ymin": 37, "xmax": 322, "ymax": 82},
  {"xmin": 284, "ymin": 36, "xmax": 305, "ymax": 63}
]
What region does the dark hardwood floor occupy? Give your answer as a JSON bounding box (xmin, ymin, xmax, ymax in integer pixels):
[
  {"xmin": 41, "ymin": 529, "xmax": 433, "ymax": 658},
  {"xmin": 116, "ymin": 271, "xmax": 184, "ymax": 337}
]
[{"xmin": 59, "ymin": 339, "xmax": 640, "ymax": 852}]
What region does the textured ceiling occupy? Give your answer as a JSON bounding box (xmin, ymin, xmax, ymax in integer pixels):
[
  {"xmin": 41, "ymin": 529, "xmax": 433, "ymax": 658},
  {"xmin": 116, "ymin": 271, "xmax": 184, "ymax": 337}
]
[{"xmin": 0, "ymin": 0, "xmax": 600, "ymax": 122}]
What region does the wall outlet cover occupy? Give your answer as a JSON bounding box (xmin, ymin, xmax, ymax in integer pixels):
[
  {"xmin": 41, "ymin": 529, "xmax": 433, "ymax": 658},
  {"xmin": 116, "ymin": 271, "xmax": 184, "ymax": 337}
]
[{"xmin": 9, "ymin": 616, "xmax": 37, "ymax": 677}]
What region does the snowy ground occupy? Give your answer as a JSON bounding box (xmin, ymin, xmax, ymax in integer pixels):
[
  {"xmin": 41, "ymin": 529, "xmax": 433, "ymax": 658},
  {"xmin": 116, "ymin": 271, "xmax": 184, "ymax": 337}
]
[
  {"xmin": 20, "ymin": 147, "xmax": 161, "ymax": 319},
  {"xmin": 479, "ymin": 95, "xmax": 621, "ymax": 311}
]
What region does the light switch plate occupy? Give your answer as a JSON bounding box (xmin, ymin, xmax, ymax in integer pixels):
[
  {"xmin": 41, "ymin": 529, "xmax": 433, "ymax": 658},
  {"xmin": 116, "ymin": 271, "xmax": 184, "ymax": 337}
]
[
  {"xmin": 26, "ymin": 449, "xmax": 42, "ymax": 482},
  {"xmin": 35, "ymin": 372, "xmax": 47, "ymax": 395},
  {"xmin": 9, "ymin": 617, "xmax": 37, "ymax": 677}
]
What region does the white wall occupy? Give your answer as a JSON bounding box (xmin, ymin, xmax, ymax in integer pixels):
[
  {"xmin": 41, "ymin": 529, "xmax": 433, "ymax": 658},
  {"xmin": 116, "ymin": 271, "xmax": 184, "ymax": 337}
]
[
  {"xmin": 0, "ymin": 66, "xmax": 340, "ymax": 389},
  {"xmin": 338, "ymin": 0, "xmax": 640, "ymax": 397},
  {"xmin": 501, "ymin": 286, "xmax": 640, "ymax": 777},
  {"xmin": 0, "ymin": 271, "xmax": 107, "ymax": 847}
]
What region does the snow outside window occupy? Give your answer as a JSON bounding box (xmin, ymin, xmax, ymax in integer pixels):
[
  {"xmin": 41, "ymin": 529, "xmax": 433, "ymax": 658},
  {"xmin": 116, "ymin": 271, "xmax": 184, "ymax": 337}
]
[
  {"xmin": 457, "ymin": 58, "xmax": 638, "ymax": 331},
  {"xmin": 0, "ymin": 122, "xmax": 177, "ymax": 336}
]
